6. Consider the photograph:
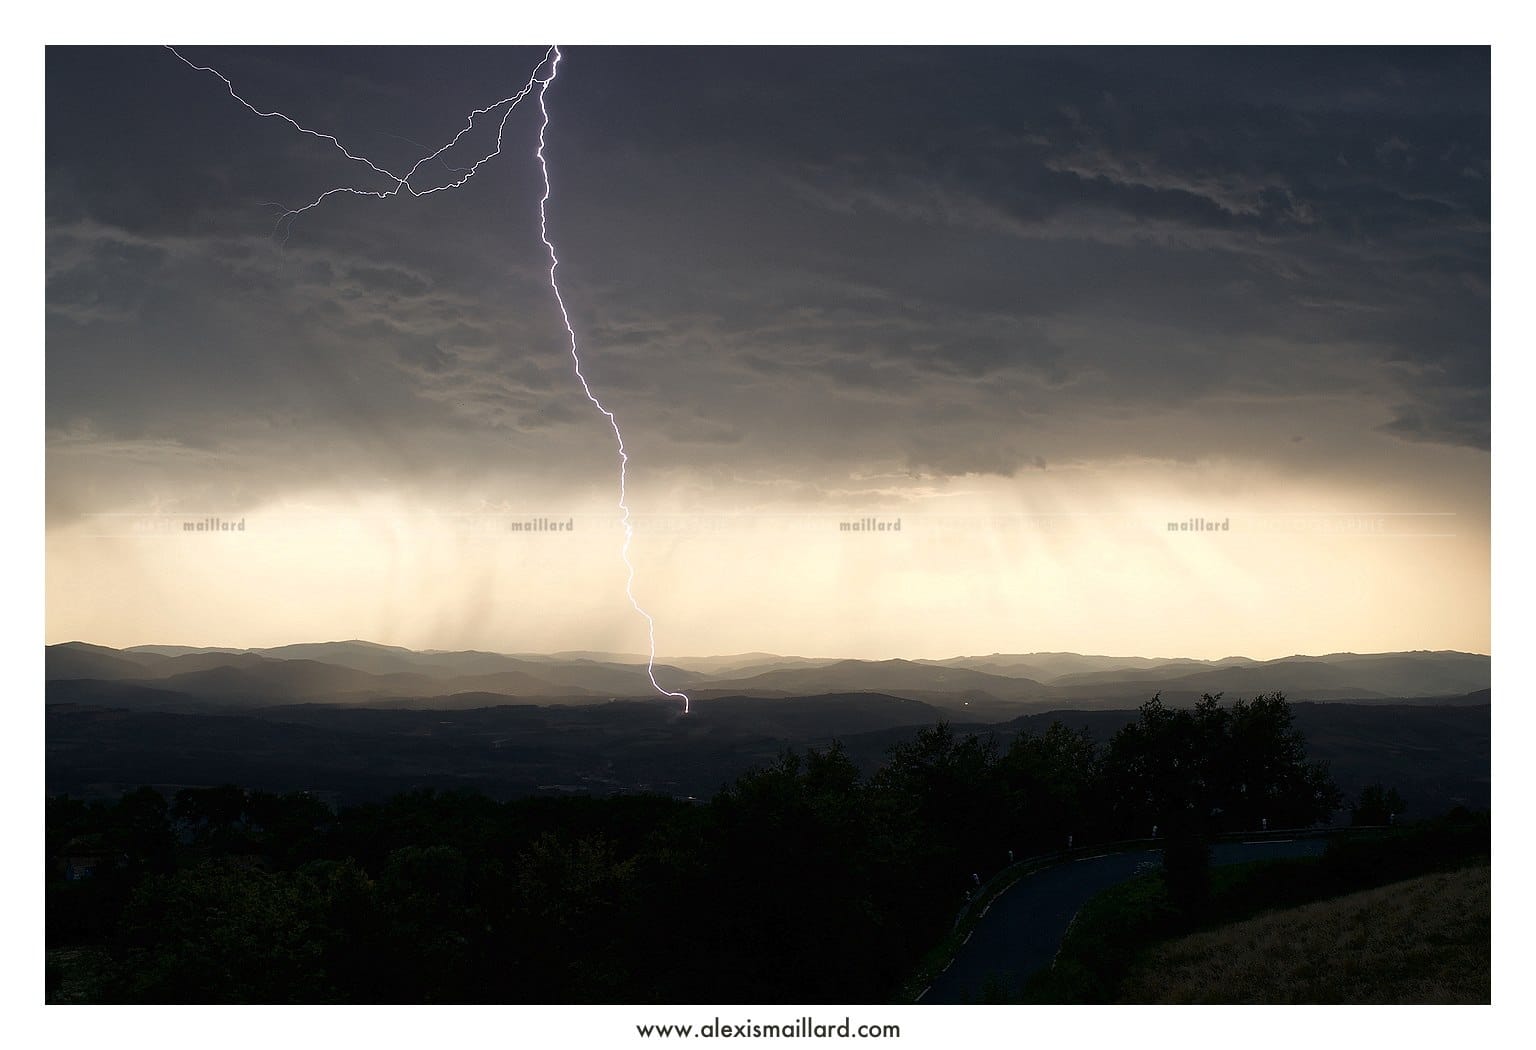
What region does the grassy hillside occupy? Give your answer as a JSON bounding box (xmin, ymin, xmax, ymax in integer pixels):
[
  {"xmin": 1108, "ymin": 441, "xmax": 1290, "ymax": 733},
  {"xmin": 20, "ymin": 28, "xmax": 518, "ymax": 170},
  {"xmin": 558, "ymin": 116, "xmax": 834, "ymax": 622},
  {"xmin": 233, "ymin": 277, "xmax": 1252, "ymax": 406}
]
[{"xmin": 1118, "ymin": 865, "xmax": 1489, "ymax": 1003}]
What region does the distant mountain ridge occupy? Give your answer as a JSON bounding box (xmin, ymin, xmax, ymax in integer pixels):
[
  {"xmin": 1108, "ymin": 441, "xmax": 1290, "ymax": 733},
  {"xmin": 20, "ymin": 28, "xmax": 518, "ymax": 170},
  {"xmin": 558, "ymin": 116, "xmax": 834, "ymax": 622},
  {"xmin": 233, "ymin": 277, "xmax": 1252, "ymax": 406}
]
[{"xmin": 46, "ymin": 640, "xmax": 1490, "ymax": 714}]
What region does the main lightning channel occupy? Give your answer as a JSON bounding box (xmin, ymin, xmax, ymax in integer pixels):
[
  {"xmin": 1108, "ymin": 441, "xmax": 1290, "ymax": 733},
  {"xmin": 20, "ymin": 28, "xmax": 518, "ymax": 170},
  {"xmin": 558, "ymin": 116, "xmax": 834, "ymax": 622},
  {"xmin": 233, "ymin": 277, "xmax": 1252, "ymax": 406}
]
[
  {"xmin": 534, "ymin": 48, "xmax": 690, "ymax": 714},
  {"xmin": 168, "ymin": 43, "xmax": 691, "ymax": 712}
]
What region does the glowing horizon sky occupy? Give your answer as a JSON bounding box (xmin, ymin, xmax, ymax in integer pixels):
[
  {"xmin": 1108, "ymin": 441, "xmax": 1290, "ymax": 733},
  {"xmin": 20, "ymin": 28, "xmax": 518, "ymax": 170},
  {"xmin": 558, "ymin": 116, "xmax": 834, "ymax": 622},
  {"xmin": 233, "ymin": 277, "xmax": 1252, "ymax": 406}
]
[{"xmin": 45, "ymin": 46, "xmax": 1489, "ymax": 660}]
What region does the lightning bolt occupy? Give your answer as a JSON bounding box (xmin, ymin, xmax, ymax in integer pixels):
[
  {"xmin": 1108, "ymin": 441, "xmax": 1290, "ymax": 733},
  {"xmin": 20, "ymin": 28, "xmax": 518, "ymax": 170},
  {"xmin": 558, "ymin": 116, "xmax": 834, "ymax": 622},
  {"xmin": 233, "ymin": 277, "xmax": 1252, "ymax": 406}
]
[
  {"xmin": 169, "ymin": 44, "xmax": 692, "ymax": 712},
  {"xmin": 534, "ymin": 48, "xmax": 691, "ymax": 714}
]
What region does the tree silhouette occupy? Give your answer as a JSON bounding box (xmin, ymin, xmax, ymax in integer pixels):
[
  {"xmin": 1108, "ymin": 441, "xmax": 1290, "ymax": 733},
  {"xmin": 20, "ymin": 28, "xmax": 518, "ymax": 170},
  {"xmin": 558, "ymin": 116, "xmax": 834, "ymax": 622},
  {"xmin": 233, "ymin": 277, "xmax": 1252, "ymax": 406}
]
[{"xmin": 1351, "ymin": 782, "xmax": 1407, "ymax": 826}]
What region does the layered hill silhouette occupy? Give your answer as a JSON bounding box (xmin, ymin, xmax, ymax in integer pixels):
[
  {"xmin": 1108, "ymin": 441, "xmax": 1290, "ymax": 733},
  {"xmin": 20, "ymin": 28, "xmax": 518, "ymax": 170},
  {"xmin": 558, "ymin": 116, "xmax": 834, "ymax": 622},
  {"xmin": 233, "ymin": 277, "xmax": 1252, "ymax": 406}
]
[
  {"xmin": 45, "ymin": 640, "xmax": 1490, "ymax": 816},
  {"xmin": 46, "ymin": 640, "xmax": 1489, "ymax": 713}
]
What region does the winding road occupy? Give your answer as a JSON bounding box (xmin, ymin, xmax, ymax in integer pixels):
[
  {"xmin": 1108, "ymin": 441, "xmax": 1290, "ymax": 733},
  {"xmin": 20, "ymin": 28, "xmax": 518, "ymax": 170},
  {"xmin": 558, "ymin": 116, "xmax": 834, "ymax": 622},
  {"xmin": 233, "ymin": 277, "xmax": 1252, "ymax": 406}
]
[{"xmin": 922, "ymin": 836, "xmax": 1329, "ymax": 1003}]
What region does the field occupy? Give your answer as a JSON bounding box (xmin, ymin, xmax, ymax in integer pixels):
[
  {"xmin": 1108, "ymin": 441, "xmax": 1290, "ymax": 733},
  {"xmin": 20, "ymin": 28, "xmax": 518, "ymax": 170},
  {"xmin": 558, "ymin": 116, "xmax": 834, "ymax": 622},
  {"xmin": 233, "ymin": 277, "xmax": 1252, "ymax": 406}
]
[{"xmin": 1118, "ymin": 865, "xmax": 1490, "ymax": 1004}]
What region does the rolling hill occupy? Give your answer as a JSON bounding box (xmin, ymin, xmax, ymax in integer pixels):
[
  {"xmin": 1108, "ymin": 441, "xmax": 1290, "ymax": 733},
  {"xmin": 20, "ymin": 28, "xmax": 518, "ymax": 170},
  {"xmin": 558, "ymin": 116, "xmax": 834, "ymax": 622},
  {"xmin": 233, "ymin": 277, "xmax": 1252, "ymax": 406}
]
[{"xmin": 46, "ymin": 641, "xmax": 1489, "ymax": 712}]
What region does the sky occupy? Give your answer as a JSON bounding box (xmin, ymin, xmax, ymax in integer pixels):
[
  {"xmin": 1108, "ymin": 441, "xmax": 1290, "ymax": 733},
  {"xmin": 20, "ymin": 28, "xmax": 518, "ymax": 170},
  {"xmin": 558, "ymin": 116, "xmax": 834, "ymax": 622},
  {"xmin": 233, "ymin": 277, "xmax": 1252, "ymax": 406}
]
[{"xmin": 44, "ymin": 45, "xmax": 1490, "ymax": 660}]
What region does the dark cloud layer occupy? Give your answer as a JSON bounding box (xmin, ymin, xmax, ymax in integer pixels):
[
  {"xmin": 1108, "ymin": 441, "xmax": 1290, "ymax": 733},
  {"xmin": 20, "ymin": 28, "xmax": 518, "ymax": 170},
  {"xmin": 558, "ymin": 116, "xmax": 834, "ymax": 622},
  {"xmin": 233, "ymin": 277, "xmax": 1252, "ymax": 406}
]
[{"xmin": 46, "ymin": 46, "xmax": 1488, "ymax": 517}]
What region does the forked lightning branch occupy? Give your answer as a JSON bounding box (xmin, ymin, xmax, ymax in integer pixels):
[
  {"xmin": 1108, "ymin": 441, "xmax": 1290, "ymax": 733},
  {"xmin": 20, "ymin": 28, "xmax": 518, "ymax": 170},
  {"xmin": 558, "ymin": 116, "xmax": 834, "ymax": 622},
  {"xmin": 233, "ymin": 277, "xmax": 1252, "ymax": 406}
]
[{"xmin": 167, "ymin": 44, "xmax": 691, "ymax": 712}]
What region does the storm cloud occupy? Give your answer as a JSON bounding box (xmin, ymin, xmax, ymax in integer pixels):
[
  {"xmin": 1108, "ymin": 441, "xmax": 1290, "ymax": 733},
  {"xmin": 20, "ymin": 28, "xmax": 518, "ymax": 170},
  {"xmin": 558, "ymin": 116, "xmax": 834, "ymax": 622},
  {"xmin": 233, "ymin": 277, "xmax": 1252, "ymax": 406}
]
[{"xmin": 45, "ymin": 46, "xmax": 1489, "ymax": 659}]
